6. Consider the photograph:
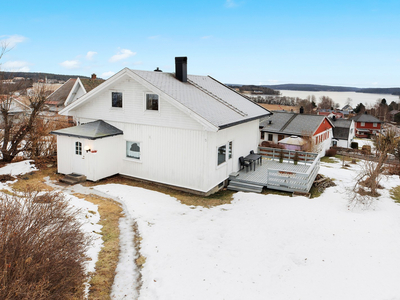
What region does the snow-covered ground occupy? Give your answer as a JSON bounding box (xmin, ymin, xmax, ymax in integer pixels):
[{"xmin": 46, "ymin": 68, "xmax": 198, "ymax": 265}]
[
  {"xmin": 3, "ymin": 158, "xmax": 400, "ymax": 299},
  {"xmin": 94, "ymin": 157, "xmax": 400, "ymax": 300},
  {"xmin": 0, "ymin": 161, "xmax": 103, "ymax": 298}
]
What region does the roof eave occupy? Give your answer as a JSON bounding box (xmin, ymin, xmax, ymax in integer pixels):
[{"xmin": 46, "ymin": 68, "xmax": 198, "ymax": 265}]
[
  {"xmin": 218, "ymin": 113, "xmax": 271, "ymax": 130},
  {"xmin": 50, "ymin": 131, "xmax": 123, "ymax": 140}
]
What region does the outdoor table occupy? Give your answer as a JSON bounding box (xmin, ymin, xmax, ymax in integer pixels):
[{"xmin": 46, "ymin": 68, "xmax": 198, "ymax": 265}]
[{"xmin": 244, "ymin": 153, "xmax": 262, "ymax": 171}]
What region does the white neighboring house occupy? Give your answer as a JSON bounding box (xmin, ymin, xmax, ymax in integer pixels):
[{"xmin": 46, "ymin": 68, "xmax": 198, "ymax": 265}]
[
  {"xmin": 52, "ymin": 57, "xmax": 271, "ymax": 195},
  {"xmin": 0, "ymin": 96, "xmax": 32, "ymax": 123},
  {"xmin": 329, "ymin": 117, "xmax": 355, "ymax": 148}
]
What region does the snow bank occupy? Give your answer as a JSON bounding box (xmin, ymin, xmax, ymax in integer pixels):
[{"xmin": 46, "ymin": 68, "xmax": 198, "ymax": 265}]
[
  {"xmin": 94, "ymin": 160, "xmax": 400, "ymax": 300},
  {"xmin": 0, "ymin": 160, "xmax": 37, "ymax": 176}
]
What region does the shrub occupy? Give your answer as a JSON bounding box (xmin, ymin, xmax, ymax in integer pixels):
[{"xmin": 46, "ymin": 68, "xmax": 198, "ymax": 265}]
[
  {"xmin": 325, "ymin": 148, "xmax": 337, "ymax": 157},
  {"xmin": 0, "ymin": 190, "xmax": 90, "ymax": 299},
  {"xmin": 361, "ymin": 145, "xmax": 371, "ymax": 155},
  {"xmin": 350, "ymin": 142, "xmax": 359, "ymax": 149}
]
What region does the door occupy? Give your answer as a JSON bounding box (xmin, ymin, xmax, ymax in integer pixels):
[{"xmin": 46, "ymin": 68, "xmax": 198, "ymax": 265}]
[{"xmin": 71, "ymin": 140, "xmax": 86, "ymax": 175}]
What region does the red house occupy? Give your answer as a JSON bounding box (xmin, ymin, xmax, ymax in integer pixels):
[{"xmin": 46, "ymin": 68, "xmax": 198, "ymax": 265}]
[{"xmin": 351, "ymin": 113, "xmax": 382, "ymax": 138}]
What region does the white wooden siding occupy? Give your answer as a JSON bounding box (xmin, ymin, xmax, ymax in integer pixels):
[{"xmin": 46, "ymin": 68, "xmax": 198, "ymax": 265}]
[
  {"xmin": 119, "ymin": 123, "xmax": 208, "ymax": 192},
  {"xmin": 72, "ymin": 75, "xmax": 204, "ymax": 131},
  {"xmin": 204, "ymin": 120, "xmax": 260, "ymax": 192}
]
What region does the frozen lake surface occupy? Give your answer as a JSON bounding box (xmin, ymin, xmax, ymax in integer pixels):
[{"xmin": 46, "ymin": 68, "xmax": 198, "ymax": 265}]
[{"xmin": 278, "ymin": 90, "xmax": 399, "ymax": 108}]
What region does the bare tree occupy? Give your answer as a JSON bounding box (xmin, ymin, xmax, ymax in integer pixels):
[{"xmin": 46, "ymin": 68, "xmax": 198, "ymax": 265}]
[
  {"xmin": 0, "ymin": 84, "xmax": 49, "ymax": 162},
  {"xmin": 350, "ymin": 129, "xmax": 397, "ymax": 208},
  {"xmin": 318, "ymin": 96, "xmax": 335, "ymax": 110},
  {"xmin": 0, "ymin": 44, "xmax": 50, "ymax": 162}
]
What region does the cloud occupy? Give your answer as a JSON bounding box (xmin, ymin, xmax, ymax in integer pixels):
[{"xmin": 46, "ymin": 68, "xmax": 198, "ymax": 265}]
[
  {"xmin": 60, "ymin": 60, "xmax": 81, "ymax": 69},
  {"xmin": 109, "ymin": 49, "xmax": 136, "ymax": 62},
  {"xmin": 102, "ymin": 71, "xmax": 115, "ymax": 78},
  {"xmin": 2, "ymin": 60, "xmax": 30, "ymax": 72},
  {"xmin": 148, "ymin": 35, "xmax": 160, "ymax": 40},
  {"xmin": 201, "ymin": 35, "xmax": 213, "ymax": 39},
  {"xmin": 86, "ymin": 51, "xmax": 97, "ymax": 60},
  {"xmin": 0, "ymin": 35, "xmax": 27, "ymax": 48},
  {"xmin": 225, "ymin": 0, "xmax": 238, "ymax": 8}
]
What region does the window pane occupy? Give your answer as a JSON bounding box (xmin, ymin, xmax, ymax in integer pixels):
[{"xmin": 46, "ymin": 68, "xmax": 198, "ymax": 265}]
[
  {"xmin": 75, "ymin": 142, "xmax": 82, "ymax": 155},
  {"xmin": 146, "ymin": 94, "xmax": 159, "ymax": 110},
  {"xmin": 228, "ymin": 141, "xmax": 232, "ymax": 159},
  {"xmin": 217, "ymin": 145, "xmax": 226, "ymax": 165},
  {"xmin": 112, "ymin": 92, "xmax": 123, "ymax": 108},
  {"xmin": 126, "ymin": 141, "xmax": 140, "ymax": 159}
]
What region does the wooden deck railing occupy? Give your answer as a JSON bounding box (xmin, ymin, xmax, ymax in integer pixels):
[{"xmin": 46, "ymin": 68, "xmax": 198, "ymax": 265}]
[
  {"xmin": 258, "ymin": 147, "xmax": 319, "ymax": 165},
  {"xmin": 258, "ymin": 147, "xmax": 321, "ymax": 193}
]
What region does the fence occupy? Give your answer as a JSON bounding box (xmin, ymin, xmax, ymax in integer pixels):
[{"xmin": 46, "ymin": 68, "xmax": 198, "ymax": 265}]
[{"xmin": 258, "ymin": 147, "xmax": 320, "ymax": 193}]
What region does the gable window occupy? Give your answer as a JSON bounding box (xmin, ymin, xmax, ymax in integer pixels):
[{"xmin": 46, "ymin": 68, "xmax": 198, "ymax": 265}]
[
  {"xmin": 112, "ymin": 92, "xmax": 123, "ymax": 108},
  {"xmin": 361, "ymin": 122, "xmax": 365, "ymax": 127},
  {"xmin": 373, "ymin": 122, "xmax": 377, "ymax": 127},
  {"xmin": 260, "ymin": 131, "xmax": 265, "ymax": 140},
  {"xmin": 217, "ymin": 145, "xmax": 226, "ymax": 165},
  {"xmin": 146, "ymin": 94, "xmax": 159, "ymax": 111},
  {"xmin": 268, "ymin": 134, "xmax": 273, "ymax": 142},
  {"xmin": 126, "ymin": 141, "xmax": 140, "ymax": 159},
  {"xmin": 228, "ymin": 141, "xmax": 233, "ymax": 159},
  {"xmin": 75, "ymin": 141, "xmax": 82, "ymax": 155}
]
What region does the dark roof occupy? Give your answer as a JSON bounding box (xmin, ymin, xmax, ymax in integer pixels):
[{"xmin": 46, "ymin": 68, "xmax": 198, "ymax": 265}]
[
  {"xmin": 260, "ymin": 112, "xmax": 329, "ymax": 136},
  {"xmin": 80, "ymin": 78, "xmax": 105, "ymax": 92},
  {"xmin": 46, "ymin": 78, "xmax": 76, "ymax": 106},
  {"xmin": 352, "ymin": 114, "xmax": 382, "ymax": 123},
  {"xmin": 51, "ymin": 120, "xmax": 123, "ymax": 140},
  {"xmin": 329, "ymin": 118, "xmax": 352, "ymax": 129}
]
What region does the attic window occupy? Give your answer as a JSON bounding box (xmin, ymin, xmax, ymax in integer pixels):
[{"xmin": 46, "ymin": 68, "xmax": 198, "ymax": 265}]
[
  {"xmin": 146, "ymin": 94, "xmax": 159, "ymax": 111},
  {"xmin": 112, "ymin": 92, "xmax": 123, "ymax": 108}
]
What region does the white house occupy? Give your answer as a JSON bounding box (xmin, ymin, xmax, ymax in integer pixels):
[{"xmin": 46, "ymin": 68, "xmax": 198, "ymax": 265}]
[
  {"xmin": 329, "ymin": 117, "xmax": 355, "ymax": 148},
  {"xmin": 52, "ymin": 57, "xmax": 271, "ymax": 195}
]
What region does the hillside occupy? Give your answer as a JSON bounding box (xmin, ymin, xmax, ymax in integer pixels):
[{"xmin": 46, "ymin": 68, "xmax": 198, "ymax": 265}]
[
  {"xmin": 229, "ymin": 83, "xmax": 400, "ymax": 95},
  {"xmin": 0, "ymin": 71, "xmax": 91, "ymax": 82}
]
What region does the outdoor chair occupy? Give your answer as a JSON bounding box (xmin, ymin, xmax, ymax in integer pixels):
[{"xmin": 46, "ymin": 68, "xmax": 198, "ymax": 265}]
[{"xmin": 239, "ymin": 156, "xmax": 253, "ymax": 172}]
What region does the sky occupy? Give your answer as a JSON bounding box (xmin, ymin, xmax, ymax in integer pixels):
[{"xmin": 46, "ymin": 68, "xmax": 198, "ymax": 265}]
[{"xmin": 1, "ymin": 0, "xmax": 400, "ymax": 88}]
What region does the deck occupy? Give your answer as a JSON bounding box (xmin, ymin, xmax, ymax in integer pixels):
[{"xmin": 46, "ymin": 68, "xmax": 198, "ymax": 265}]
[{"xmin": 229, "ymin": 148, "xmax": 320, "ymax": 193}]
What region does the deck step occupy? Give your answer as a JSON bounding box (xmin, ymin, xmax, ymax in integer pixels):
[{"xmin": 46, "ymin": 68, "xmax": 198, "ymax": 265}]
[
  {"xmin": 227, "ymin": 180, "xmax": 263, "ymax": 193},
  {"xmin": 60, "ymin": 173, "xmax": 87, "ymax": 185}
]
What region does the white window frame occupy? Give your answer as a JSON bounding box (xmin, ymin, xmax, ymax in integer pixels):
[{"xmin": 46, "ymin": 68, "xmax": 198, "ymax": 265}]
[
  {"xmin": 126, "ymin": 141, "xmax": 141, "ymax": 161},
  {"xmin": 144, "ymin": 93, "xmax": 160, "ymax": 112},
  {"xmin": 217, "ymin": 144, "xmax": 226, "ymax": 166},
  {"xmin": 373, "ymin": 122, "xmax": 377, "ymax": 127},
  {"xmin": 75, "ymin": 141, "xmax": 82, "ymax": 155},
  {"xmin": 361, "ymin": 122, "xmax": 365, "ymax": 127},
  {"xmin": 110, "ymin": 90, "xmax": 123, "ymax": 109},
  {"xmin": 228, "ymin": 141, "xmax": 233, "ymax": 159}
]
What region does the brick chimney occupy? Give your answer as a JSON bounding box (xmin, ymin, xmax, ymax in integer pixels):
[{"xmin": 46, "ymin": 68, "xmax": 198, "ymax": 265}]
[
  {"xmin": 91, "ymin": 73, "xmax": 97, "ymax": 80},
  {"xmin": 175, "ymin": 57, "xmax": 187, "ymax": 82}
]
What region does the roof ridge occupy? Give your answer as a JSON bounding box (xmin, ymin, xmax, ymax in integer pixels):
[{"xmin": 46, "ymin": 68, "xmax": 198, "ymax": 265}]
[{"xmin": 280, "ymin": 113, "xmax": 298, "ymax": 131}]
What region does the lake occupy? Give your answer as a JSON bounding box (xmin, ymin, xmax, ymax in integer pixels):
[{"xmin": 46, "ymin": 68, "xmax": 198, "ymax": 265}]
[{"xmin": 278, "ymin": 90, "xmax": 400, "ymax": 108}]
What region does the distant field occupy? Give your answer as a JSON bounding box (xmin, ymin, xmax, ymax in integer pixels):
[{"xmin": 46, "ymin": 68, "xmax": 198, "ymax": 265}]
[{"xmin": 258, "ymin": 103, "xmax": 299, "ymax": 112}]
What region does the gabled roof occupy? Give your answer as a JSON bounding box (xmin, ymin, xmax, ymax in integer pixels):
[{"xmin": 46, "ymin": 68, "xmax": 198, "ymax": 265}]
[
  {"xmin": 60, "ymin": 68, "xmax": 271, "ymax": 130},
  {"xmin": 329, "ymin": 118, "xmax": 353, "ymax": 129},
  {"xmin": 352, "ymin": 114, "xmax": 382, "ymax": 123},
  {"xmin": 80, "ymin": 78, "xmax": 105, "ymax": 93},
  {"xmin": 329, "ymin": 118, "xmax": 353, "ymax": 140},
  {"xmin": 260, "ymin": 112, "xmax": 332, "ymax": 136},
  {"xmin": 46, "ymin": 78, "xmax": 76, "ymax": 106},
  {"xmin": 0, "ymin": 96, "xmax": 32, "ymax": 114},
  {"xmin": 51, "ymin": 120, "xmax": 123, "ymax": 140}
]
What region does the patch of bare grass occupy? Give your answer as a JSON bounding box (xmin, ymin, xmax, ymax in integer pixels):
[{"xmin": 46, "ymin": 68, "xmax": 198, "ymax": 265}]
[
  {"xmin": 11, "ymin": 160, "xmax": 61, "ymax": 192},
  {"xmin": 83, "ymin": 175, "xmax": 234, "ymax": 207},
  {"xmin": 72, "ymin": 193, "xmax": 123, "ymax": 300},
  {"xmin": 390, "ymin": 186, "xmax": 400, "ymax": 203}
]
